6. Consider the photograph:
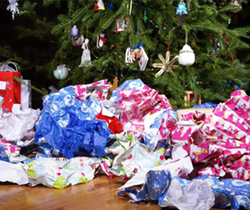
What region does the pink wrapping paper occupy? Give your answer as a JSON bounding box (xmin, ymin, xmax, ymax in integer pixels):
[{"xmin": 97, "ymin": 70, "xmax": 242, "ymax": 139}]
[
  {"xmin": 117, "ymin": 84, "xmax": 173, "ymax": 133},
  {"xmin": 171, "ymin": 90, "xmax": 250, "ymax": 181}
]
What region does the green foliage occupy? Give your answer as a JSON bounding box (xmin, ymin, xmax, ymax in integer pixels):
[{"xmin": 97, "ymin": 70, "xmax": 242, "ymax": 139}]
[{"xmin": 1, "ymin": 0, "xmax": 250, "ymax": 108}]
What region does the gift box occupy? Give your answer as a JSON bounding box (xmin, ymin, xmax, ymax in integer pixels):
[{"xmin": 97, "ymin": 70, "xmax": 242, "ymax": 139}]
[{"xmin": 0, "ymin": 71, "xmax": 21, "ymax": 113}]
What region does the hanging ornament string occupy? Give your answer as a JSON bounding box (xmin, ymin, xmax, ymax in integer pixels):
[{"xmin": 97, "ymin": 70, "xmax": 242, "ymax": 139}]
[
  {"xmin": 136, "ymin": 20, "xmax": 141, "ymax": 35},
  {"xmin": 185, "ymin": 31, "xmax": 188, "ymax": 44},
  {"xmin": 222, "ymin": 33, "xmax": 227, "ymax": 43},
  {"xmin": 129, "ymin": 0, "xmax": 133, "ymax": 15},
  {"xmin": 222, "ymin": 33, "xmax": 233, "ymax": 62},
  {"xmin": 167, "ymin": 43, "xmax": 170, "ymax": 52},
  {"xmin": 187, "ymin": 0, "xmax": 191, "ymax": 12}
]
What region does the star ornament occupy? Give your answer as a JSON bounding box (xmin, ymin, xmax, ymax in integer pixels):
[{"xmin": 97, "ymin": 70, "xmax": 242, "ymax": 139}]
[{"xmin": 153, "ymin": 51, "xmax": 179, "ymax": 78}]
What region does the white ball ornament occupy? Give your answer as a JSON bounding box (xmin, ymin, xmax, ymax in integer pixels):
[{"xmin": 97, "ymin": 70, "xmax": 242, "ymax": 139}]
[
  {"xmin": 178, "ymin": 44, "xmax": 195, "ymax": 66},
  {"xmin": 53, "ymin": 64, "xmax": 70, "ymax": 80}
]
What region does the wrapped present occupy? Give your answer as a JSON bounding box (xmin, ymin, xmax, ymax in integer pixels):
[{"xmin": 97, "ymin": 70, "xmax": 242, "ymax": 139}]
[{"xmin": 0, "ymin": 62, "xmax": 21, "ymax": 113}]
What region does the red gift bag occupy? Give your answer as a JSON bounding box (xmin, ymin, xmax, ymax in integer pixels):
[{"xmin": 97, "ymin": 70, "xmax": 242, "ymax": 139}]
[{"xmin": 0, "ymin": 62, "xmax": 21, "ymax": 113}]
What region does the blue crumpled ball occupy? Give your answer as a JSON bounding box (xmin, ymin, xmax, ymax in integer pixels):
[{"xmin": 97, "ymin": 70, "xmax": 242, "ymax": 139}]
[
  {"xmin": 35, "ymin": 110, "xmax": 111, "ymax": 159},
  {"xmin": 35, "ymin": 85, "xmax": 111, "ymax": 159}
]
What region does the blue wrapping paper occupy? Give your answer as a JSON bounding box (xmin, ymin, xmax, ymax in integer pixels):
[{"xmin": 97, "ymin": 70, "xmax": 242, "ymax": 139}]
[
  {"xmin": 35, "ymin": 85, "xmax": 111, "ymax": 159},
  {"xmin": 119, "ymin": 168, "xmax": 250, "ymax": 210},
  {"xmin": 195, "ymin": 176, "xmax": 250, "ymax": 210},
  {"xmin": 0, "ymin": 142, "xmax": 9, "ymax": 162},
  {"xmin": 35, "ymin": 111, "xmax": 110, "ymax": 158},
  {"xmin": 118, "ymin": 170, "xmax": 171, "ymax": 202}
]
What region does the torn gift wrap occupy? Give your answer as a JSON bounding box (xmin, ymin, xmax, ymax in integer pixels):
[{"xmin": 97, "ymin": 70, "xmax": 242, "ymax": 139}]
[
  {"xmin": 143, "ymin": 109, "xmax": 177, "ymax": 149},
  {"xmin": 188, "ymin": 90, "xmax": 250, "ymax": 180},
  {"xmin": 105, "ymin": 142, "xmax": 166, "ymax": 179},
  {"xmin": 0, "ymin": 142, "xmax": 9, "ymax": 162},
  {"xmin": 23, "ymin": 157, "xmax": 101, "ymax": 189},
  {"xmin": 72, "ymin": 79, "xmax": 111, "ymax": 102},
  {"xmin": 114, "ymin": 142, "xmax": 166, "ymax": 176},
  {"xmin": 111, "ymin": 79, "xmax": 173, "ymax": 134},
  {"xmin": 35, "ymin": 111, "xmax": 110, "ymax": 158},
  {"xmin": 119, "ymin": 156, "xmax": 193, "ymax": 190},
  {"xmin": 0, "ymin": 161, "xmax": 29, "ymax": 185},
  {"xmin": 176, "ymin": 176, "xmax": 250, "ymax": 210},
  {"xmin": 118, "ymin": 170, "xmax": 171, "ymax": 203},
  {"xmin": 1, "ymin": 139, "xmax": 20, "ymax": 162},
  {"xmin": 0, "ymin": 108, "xmax": 40, "ymax": 141},
  {"xmin": 159, "ymin": 177, "xmax": 215, "ymax": 210},
  {"xmin": 95, "ymin": 108, "xmax": 123, "ymax": 134},
  {"xmin": 105, "ymin": 131, "xmax": 140, "ymax": 157}
]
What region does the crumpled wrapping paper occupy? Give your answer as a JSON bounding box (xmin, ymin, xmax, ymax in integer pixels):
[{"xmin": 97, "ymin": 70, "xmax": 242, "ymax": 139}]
[
  {"xmin": 0, "ymin": 161, "xmax": 29, "ymax": 185},
  {"xmin": 35, "ymin": 80, "xmax": 113, "ymax": 158},
  {"xmin": 0, "ymin": 108, "xmax": 40, "ymax": 141},
  {"xmin": 1, "ymin": 139, "xmax": 20, "ymax": 162},
  {"xmin": 143, "ymin": 109, "xmax": 177, "ymax": 149},
  {"xmin": 23, "ymin": 157, "xmax": 101, "ymax": 189},
  {"xmin": 0, "ymin": 142, "xmax": 9, "ymax": 162},
  {"xmin": 118, "ymin": 170, "xmax": 171, "ymax": 203},
  {"xmin": 102, "ymin": 142, "xmax": 166, "ymax": 179},
  {"xmin": 41, "ymin": 85, "xmax": 102, "ymax": 127},
  {"xmin": 119, "ymin": 170, "xmax": 214, "ymax": 210},
  {"xmin": 159, "ymin": 178, "xmax": 215, "ymax": 210},
  {"xmin": 194, "ymin": 176, "xmax": 250, "ymax": 210},
  {"xmin": 119, "ymin": 156, "xmax": 193, "ymax": 190},
  {"xmin": 72, "ymin": 79, "xmax": 111, "ymax": 102},
  {"xmin": 35, "ymin": 112, "xmax": 110, "ymax": 158},
  {"xmin": 110, "ymin": 79, "xmax": 173, "ymax": 135},
  {"xmin": 169, "ymin": 90, "xmax": 250, "ymax": 181}
]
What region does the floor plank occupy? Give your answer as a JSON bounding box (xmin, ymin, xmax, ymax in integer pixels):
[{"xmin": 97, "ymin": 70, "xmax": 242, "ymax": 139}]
[{"xmin": 0, "ymin": 175, "xmax": 160, "ymax": 210}]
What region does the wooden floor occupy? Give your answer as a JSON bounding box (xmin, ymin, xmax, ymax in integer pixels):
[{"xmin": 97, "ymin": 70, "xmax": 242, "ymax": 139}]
[{"xmin": 0, "ymin": 175, "xmax": 161, "ymax": 210}]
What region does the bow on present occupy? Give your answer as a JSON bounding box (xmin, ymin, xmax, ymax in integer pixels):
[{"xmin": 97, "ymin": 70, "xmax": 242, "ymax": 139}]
[{"xmin": 153, "ymin": 51, "xmax": 179, "ymax": 78}]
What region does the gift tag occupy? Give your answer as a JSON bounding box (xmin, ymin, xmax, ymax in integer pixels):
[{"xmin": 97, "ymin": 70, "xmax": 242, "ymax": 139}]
[{"xmin": 0, "ymin": 81, "xmax": 6, "ymax": 90}]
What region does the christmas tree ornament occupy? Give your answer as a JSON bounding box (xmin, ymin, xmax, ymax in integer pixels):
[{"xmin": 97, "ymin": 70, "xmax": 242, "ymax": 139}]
[
  {"xmin": 7, "ymin": 0, "xmax": 19, "ymax": 20},
  {"xmin": 79, "ymin": 38, "xmax": 92, "ymax": 67},
  {"xmin": 70, "ymin": 25, "xmax": 79, "ymax": 37},
  {"xmin": 95, "ymin": 0, "xmax": 105, "ymax": 11},
  {"xmin": 230, "ymin": 0, "xmax": 242, "ymax": 13},
  {"xmin": 109, "ymin": 3, "xmax": 113, "ymax": 10},
  {"xmin": 143, "ymin": 10, "xmax": 148, "ymax": 23},
  {"xmin": 154, "ymin": 51, "xmax": 179, "ymax": 78},
  {"xmin": 178, "ymin": 44, "xmax": 195, "ymax": 66},
  {"xmin": 125, "ymin": 41, "xmax": 148, "ymax": 71},
  {"xmin": 176, "ymin": 0, "xmax": 188, "ymax": 15},
  {"xmin": 115, "ymin": 18, "xmax": 127, "ymax": 33},
  {"xmin": 125, "ymin": 40, "xmax": 145, "ymax": 63},
  {"xmin": 96, "ymin": 31, "xmax": 107, "ymax": 48},
  {"xmin": 71, "ymin": 35, "xmax": 84, "ymax": 47},
  {"xmin": 53, "ymin": 64, "xmax": 70, "ymax": 80}
]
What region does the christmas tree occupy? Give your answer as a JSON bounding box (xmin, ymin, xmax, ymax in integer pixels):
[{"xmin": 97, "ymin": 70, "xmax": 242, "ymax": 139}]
[{"xmin": 1, "ymin": 0, "xmax": 250, "ymax": 108}]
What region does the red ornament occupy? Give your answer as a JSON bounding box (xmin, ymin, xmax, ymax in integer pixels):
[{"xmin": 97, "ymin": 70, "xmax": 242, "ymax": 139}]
[{"xmin": 94, "ymin": 5, "xmax": 99, "ymax": 10}]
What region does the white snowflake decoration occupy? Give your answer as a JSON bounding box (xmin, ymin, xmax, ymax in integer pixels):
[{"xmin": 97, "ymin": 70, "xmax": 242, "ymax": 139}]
[{"xmin": 7, "ymin": 0, "xmax": 20, "ymax": 20}]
